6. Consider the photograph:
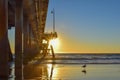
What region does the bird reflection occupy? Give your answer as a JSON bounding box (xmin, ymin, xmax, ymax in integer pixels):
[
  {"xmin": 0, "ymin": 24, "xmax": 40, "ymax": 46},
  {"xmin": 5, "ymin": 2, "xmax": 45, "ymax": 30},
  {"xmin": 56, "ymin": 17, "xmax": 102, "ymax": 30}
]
[{"xmin": 82, "ymin": 69, "xmax": 87, "ymax": 74}]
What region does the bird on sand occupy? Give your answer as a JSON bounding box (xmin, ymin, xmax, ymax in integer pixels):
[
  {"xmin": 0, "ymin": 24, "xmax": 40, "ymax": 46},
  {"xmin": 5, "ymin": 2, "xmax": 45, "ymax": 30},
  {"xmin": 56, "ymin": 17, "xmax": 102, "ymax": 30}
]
[{"xmin": 82, "ymin": 64, "xmax": 86, "ymax": 68}]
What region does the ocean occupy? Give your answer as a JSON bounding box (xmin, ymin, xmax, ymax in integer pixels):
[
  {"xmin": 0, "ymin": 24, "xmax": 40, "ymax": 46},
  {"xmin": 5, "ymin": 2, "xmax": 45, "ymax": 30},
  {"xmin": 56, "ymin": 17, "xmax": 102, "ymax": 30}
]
[
  {"xmin": 42, "ymin": 53, "xmax": 120, "ymax": 64},
  {"xmin": 8, "ymin": 53, "xmax": 120, "ymax": 80}
]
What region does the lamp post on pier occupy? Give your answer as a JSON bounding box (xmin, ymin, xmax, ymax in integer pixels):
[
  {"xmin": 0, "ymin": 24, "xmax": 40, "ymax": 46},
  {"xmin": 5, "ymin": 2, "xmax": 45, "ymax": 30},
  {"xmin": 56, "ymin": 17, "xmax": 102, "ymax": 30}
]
[{"xmin": 51, "ymin": 8, "xmax": 55, "ymax": 33}]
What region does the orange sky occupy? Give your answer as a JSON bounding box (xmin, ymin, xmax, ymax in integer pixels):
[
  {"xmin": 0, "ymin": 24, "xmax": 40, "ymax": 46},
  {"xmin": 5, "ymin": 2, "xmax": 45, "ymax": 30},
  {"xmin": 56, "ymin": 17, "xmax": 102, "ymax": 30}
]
[
  {"xmin": 53, "ymin": 33, "xmax": 120, "ymax": 53},
  {"xmin": 45, "ymin": 0, "xmax": 120, "ymax": 53}
]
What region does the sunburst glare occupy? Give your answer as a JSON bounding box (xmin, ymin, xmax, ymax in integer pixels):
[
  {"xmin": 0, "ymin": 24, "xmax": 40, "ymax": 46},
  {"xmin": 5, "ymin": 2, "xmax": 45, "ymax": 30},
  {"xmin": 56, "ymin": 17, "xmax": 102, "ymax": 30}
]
[{"xmin": 49, "ymin": 38, "xmax": 60, "ymax": 52}]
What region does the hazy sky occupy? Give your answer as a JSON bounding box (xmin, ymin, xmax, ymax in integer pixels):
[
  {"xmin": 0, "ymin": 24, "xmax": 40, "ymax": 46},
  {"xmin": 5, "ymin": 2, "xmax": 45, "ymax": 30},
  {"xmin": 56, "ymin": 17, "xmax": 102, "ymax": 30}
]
[{"xmin": 46, "ymin": 0, "xmax": 120, "ymax": 53}]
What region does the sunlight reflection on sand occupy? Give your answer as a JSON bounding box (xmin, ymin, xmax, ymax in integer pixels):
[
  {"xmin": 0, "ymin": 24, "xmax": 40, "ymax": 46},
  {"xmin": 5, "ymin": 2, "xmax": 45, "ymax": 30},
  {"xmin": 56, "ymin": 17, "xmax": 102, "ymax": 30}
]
[{"xmin": 23, "ymin": 64, "xmax": 120, "ymax": 80}]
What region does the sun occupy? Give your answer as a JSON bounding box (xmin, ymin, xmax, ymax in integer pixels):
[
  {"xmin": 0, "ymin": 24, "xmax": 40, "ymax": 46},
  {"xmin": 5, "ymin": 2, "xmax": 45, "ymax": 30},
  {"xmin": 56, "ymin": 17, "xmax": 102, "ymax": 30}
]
[{"xmin": 49, "ymin": 38, "xmax": 60, "ymax": 50}]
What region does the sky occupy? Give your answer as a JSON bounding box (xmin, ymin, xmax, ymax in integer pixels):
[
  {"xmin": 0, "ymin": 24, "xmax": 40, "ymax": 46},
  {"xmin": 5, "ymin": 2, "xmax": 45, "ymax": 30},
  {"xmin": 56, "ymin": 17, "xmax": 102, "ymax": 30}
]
[
  {"xmin": 45, "ymin": 0, "xmax": 120, "ymax": 53},
  {"xmin": 8, "ymin": 0, "xmax": 120, "ymax": 54}
]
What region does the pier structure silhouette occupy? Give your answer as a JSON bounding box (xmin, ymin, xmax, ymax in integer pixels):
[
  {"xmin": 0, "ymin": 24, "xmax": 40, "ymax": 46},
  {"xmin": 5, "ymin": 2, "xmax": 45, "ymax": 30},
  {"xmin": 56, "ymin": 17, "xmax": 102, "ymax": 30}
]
[{"xmin": 0, "ymin": 0, "xmax": 56, "ymax": 79}]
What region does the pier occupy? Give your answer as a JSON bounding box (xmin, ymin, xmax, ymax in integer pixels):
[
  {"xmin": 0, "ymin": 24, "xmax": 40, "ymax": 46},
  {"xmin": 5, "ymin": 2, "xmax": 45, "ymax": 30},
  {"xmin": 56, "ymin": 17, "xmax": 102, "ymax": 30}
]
[{"xmin": 0, "ymin": 0, "xmax": 56, "ymax": 79}]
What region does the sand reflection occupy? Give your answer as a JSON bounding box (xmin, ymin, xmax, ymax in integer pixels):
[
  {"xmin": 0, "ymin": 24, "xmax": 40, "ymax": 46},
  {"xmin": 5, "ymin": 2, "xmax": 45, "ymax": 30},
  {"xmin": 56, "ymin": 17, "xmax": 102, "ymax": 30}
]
[
  {"xmin": 22, "ymin": 64, "xmax": 120, "ymax": 80},
  {"xmin": 23, "ymin": 63, "xmax": 61, "ymax": 80},
  {"xmin": 47, "ymin": 64, "xmax": 59, "ymax": 80},
  {"xmin": 23, "ymin": 64, "xmax": 49, "ymax": 80}
]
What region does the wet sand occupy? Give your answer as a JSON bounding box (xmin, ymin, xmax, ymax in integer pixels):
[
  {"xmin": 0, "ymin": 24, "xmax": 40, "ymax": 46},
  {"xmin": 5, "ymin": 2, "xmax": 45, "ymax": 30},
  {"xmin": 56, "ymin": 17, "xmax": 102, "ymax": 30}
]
[{"xmin": 23, "ymin": 64, "xmax": 120, "ymax": 80}]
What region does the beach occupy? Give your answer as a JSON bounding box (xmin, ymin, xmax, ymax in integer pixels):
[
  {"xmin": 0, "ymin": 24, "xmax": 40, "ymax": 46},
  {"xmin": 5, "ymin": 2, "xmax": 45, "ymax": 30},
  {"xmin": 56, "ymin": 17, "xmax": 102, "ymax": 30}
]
[
  {"xmin": 22, "ymin": 64, "xmax": 120, "ymax": 80},
  {"xmin": 50, "ymin": 64, "xmax": 120, "ymax": 80},
  {"xmin": 8, "ymin": 54, "xmax": 120, "ymax": 80}
]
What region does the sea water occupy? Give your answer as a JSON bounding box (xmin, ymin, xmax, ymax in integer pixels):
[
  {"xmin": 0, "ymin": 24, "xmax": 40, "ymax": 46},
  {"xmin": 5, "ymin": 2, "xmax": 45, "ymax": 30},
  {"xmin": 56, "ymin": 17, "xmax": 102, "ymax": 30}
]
[{"xmin": 43, "ymin": 54, "xmax": 120, "ymax": 64}]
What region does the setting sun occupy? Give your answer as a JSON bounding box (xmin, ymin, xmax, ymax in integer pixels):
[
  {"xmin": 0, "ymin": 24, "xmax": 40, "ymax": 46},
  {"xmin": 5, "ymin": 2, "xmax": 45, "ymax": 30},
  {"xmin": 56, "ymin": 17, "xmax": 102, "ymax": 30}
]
[{"xmin": 49, "ymin": 38, "xmax": 60, "ymax": 52}]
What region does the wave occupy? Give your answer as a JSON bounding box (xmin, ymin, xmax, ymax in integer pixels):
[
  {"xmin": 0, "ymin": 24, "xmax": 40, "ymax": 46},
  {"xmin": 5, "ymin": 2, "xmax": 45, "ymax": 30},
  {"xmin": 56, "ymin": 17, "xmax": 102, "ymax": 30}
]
[{"xmin": 41, "ymin": 54, "xmax": 120, "ymax": 64}]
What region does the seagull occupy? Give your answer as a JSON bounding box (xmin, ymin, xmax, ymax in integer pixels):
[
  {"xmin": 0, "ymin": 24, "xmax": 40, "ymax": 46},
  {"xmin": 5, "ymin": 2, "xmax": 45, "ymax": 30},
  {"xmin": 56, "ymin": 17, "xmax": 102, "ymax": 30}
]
[{"xmin": 82, "ymin": 64, "xmax": 86, "ymax": 68}]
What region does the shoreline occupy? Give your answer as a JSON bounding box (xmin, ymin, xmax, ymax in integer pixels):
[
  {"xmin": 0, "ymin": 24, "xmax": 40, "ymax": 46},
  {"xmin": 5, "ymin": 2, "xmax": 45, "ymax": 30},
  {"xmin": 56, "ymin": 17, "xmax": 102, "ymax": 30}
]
[{"xmin": 41, "ymin": 62, "xmax": 120, "ymax": 64}]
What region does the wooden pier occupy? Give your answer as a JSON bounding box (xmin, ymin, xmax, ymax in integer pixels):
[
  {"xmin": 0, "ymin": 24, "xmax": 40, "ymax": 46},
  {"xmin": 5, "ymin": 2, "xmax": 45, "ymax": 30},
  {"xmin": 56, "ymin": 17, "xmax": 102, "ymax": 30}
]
[{"xmin": 0, "ymin": 0, "xmax": 57, "ymax": 79}]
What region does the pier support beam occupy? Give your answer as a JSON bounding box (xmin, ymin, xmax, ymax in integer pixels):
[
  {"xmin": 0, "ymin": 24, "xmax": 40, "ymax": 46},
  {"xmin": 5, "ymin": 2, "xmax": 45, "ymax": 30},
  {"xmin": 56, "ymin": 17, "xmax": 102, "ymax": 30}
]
[
  {"xmin": 28, "ymin": 26, "xmax": 32, "ymax": 47},
  {"xmin": 23, "ymin": 17, "xmax": 29, "ymax": 63},
  {"xmin": 0, "ymin": 0, "xmax": 9, "ymax": 78},
  {"xmin": 15, "ymin": 0, "xmax": 23, "ymax": 79},
  {"xmin": 23, "ymin": 17, "xmax": 28, "ymax": 53},
  {"xmin": 50, "ymin": 45, "xmax": 55, "ymax": 58}
]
